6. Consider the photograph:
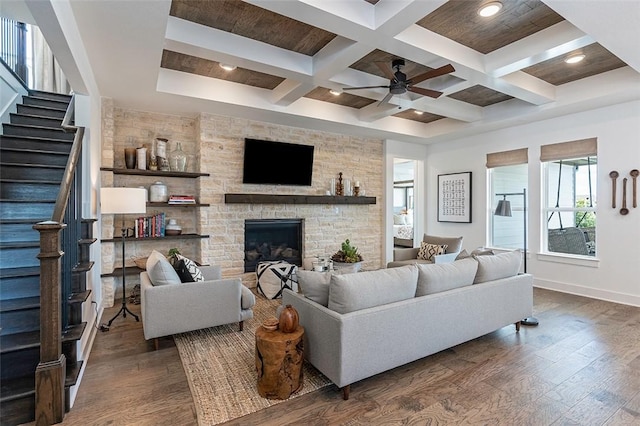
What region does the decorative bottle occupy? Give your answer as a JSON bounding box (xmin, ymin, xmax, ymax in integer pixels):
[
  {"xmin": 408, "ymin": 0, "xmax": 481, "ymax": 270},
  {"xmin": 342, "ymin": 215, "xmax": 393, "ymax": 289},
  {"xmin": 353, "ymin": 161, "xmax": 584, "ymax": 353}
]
[{"xmin": 169, "ymin": 142, "xmax": 188, "ymax": 172}]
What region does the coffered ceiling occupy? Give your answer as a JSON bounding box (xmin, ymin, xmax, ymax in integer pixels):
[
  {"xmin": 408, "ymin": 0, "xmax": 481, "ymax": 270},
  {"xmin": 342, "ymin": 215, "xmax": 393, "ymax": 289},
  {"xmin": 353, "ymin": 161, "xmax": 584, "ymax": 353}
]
[{"xmin": 19, "ymin": 0, "xmax": 639, "ymax": 144}]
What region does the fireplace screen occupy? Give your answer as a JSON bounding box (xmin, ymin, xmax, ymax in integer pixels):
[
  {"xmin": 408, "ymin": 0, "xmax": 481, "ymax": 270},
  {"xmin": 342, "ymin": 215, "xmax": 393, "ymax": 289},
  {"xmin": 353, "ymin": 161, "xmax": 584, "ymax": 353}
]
[{"xmin": 244, "ymin": 219, "xmax": 303, "ymax": 272}]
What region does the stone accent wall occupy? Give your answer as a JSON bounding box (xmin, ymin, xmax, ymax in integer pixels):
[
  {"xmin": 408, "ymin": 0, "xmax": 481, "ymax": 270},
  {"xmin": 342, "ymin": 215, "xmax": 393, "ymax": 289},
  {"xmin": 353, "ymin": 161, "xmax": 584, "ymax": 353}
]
[
  {"xmin": 101, "ymin": 106, "xmax": 384, "ymax": 298},
  {"xmin": 197, "ymin": 113, "xmax": 384, "ymax": 285}
]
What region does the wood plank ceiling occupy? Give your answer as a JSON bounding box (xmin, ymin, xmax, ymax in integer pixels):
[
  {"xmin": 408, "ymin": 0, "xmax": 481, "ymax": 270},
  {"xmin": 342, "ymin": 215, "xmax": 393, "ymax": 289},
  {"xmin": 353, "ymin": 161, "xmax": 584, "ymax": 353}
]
[{"xmin": 163, "ymin": 0, "xmax": 631, "ymax": 126}]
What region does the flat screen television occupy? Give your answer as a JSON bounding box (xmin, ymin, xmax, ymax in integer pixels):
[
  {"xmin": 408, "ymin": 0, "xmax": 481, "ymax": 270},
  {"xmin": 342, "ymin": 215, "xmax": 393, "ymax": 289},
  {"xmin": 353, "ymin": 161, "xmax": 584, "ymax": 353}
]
[{"xmin": 243, "ymin": 139, "xmax": 314, "ymax": 186}]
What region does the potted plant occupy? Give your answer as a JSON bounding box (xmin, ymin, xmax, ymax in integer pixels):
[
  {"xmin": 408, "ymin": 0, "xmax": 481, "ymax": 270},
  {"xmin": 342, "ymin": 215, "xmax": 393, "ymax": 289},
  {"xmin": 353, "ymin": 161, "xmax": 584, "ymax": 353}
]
[
  {"xmin": 167, "ymin": 247, "xmax": 181, "ymax": 266},
  {"xmin": 331, "ymin": 239, "xmax": 363, "ymax": 271}
]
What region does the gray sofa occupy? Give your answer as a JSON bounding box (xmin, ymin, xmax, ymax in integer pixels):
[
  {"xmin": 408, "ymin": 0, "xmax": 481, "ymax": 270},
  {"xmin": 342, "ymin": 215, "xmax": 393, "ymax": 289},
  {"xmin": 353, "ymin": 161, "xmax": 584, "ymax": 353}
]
[
  {"xmin": 140, "ymin": 264, "xmax": 255, "ymax": 346},
  {"xmin": 387, "ymin": 234, "xmax": 463, "ymax": 268},
  {"xmin": 283, "ymin": 251, "xmax": 533, "ymax": 400}
]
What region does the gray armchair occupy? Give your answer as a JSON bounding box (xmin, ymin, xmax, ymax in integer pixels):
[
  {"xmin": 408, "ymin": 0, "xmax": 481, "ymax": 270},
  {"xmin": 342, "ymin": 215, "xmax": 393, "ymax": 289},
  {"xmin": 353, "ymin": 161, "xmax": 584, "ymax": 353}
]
[
  {"xmin": 140, "ymin": 265, "xmax": 255, "ymax": 348},
  {"xmin": 387, "ymin": 234, "xmax": 463, "ymax": 268}
]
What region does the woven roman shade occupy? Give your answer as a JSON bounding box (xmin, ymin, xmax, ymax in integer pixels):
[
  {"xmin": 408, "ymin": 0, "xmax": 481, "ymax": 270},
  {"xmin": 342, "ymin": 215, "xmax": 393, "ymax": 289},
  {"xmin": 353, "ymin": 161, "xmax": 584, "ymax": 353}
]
[
  {"xmin": 486, "ymin": 148, "xmax": 528, "ymax": 168},
  {"xmin": 540, "ymin": 138, "xmax": 597, "ymax": 162}
]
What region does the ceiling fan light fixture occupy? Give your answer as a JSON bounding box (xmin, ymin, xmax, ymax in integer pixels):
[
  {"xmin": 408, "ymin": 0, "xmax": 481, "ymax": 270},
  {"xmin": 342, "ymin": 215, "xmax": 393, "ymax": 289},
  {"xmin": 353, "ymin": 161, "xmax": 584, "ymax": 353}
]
[
  {"xmin": 329, "ymin": 89, "xmax": 341, "ymax": 96},
  {"xmin": 219, "ymin": 63, "xmax": 237, "ymax": 71},
  {"xmin": 564, "ymin": 54, "xmax": 585, "ymax": 64},
  {"xmin": 478, "ymin": 1, "xmax": 502, "ymax": 17}
]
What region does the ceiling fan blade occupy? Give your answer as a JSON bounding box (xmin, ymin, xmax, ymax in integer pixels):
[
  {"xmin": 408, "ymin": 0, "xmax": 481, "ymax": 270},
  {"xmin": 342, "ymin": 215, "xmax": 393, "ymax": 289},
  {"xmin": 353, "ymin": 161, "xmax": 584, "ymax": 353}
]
[
  {"xmin": 342, "ymin": 85, "xmax": 390, "ymax": 91},
  {"xmin": 409, "ymin": 64, "xmax": 455, "ymax": 85},
  {"xmin": 374, "ymin": 61, "xmax": 397, "ymax": 81},
  {"xmin": 408, "ymin": 86, "xmax": 443, "ymax": 98},
  {"xmin": 378, "ymin": 92, "xmax": 394, "ymax": 106}
]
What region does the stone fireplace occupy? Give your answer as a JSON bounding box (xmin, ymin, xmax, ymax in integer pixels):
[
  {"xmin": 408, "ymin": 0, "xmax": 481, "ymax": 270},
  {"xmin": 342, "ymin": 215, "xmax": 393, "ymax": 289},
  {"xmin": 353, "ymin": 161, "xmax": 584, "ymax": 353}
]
[{"xmin": 244, "ymin": 219, "xmax": 304, "ymax": 272}]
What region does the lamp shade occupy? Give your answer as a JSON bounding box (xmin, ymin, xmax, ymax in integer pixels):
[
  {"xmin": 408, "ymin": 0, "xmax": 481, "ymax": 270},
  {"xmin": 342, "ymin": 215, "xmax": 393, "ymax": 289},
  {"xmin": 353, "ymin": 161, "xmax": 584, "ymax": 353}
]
[
  {"xmin": 100, "ymin": 187, "xmax": 147, "ymax": 215},
  {"xmin": 494, "ymin": 199, "xmax": 512, "ymax": 217}
]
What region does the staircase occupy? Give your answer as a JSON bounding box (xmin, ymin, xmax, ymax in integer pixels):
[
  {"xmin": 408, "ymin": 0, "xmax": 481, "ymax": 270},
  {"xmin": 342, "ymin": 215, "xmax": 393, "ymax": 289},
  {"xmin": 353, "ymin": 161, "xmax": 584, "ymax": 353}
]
[{"xmin": 0, "ymin": 90, "xmax": 94, "ymax": 425}]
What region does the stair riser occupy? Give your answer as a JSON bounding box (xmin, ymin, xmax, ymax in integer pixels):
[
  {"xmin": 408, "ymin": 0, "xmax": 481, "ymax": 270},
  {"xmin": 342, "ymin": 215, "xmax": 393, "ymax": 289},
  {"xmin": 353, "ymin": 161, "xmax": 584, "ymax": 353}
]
[
  {"xmin": 22, "ymin": 96, "xmax": 69, "ymax": 111},
  {"xmin": 0, "ymin": 275, "xmax": 40, "ymax": 300},
  {"xmin": 0, "ymin": 308, "xmax": 39, "ymax": 335},
  {"xmin": 72, "ymin": 273, "xmax": 87, "ymax": 294},
  {"xmin": 0, "ymin": 223, "xmax": 40, "ymax": 243},
  {"xmin": 29, "ymin": 90, "xmax": 72, "ymax": 102},
  {"xmin": 0, "ymin": 247, "xmax": 40, "ymax": 269},
  {"xmin": 0, "ymin": 393, "xmax": 35, "ymax": 426},
  {"xmin": 1, "ymin": 182, "xmax": 60, "ymax": 201},
  {"xmin": 10, "ymin": 113, "xmax": 63, "ymax": 127},
  {"xmin": 0, "ymin": 165, "xmax": 64, "ymax": 181},
  {"xmin": 0, "ymin": 203, "xmax": 55, "ymax": 220},
  {"xmin": 16, "ymin": 104, "xmax": 66, "ymax": 119},
  {"xmin": 1, "ymin": 150, "xmax": 69, "ymax": 166},
  {"xmin": 2, "ymin": 124, "xmax": 75, "ymax": 141},
  {"xmin": 0, "ymin": 135, "xmax": 73, "ymax": 153},
  {"xmin": 1, "ymin": 348, "xmax": 39, "ymax": 378}
]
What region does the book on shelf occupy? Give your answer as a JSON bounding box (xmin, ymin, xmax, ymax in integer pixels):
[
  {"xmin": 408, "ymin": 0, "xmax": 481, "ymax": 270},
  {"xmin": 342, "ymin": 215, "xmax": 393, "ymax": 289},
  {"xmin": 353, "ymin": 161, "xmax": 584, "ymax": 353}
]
[
  {"xmin": 168, "ymin": 194, "xmax": 197, "ymax": 204},
  {"xmin": 134, "ymin": 212, "xmax": 166, "ymax": 238}
]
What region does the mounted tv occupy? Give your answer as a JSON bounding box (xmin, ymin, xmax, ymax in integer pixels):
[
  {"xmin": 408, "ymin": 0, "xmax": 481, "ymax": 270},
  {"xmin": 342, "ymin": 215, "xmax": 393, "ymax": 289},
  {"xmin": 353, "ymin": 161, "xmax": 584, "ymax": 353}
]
[{"xmin": 243, "ymin": 139, "xmax": 314, "ymax": 186}]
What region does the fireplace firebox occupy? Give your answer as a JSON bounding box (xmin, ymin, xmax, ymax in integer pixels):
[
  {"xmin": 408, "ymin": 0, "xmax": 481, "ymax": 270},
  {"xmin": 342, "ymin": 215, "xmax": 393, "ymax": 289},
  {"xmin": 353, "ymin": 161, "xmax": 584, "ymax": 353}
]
[{"xmin": 244, "ymin": 219, "xmax": 303, "ymax": 273}]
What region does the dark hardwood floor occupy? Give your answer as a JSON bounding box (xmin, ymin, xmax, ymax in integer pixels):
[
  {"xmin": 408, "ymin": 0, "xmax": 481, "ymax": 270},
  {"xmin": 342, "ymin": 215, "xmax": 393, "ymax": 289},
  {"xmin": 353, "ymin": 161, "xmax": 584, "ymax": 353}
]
[{"xmin": 51, "ymin": 288, "xmax": 639, "ymax": 425}]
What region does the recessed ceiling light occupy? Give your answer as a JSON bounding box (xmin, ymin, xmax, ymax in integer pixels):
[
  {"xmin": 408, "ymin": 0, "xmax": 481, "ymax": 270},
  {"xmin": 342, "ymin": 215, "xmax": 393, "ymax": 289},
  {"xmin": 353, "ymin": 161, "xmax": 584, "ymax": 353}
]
[
  {"xmin": 219, "ymin": 63, "xmax": 237, "ymax": 71},
  {"xmin": 564, "ymin": 54, "xmax": 585, "ymax": 64},
  {"xmin": 478, "ymin": 1, "xmax": 502, "ymax": 17},
  {"xmin": 329, "ymin": 89, "xmax": 341, "ymax": 96},
  {"xmin": 414, "ymin": 110, "xmax": 424, "ymax": 115}
]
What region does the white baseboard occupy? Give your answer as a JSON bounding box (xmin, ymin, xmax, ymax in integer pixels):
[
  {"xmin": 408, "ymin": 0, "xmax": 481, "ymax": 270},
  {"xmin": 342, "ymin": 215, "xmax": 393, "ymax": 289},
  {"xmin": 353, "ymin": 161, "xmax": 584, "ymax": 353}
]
[
  {"xmin": 534, "ymin": 277, "xmax": 640, "ymax": 307},
  {"xmin": 68, "ymin": 305, "xmax": 104, "ymax": 408}
]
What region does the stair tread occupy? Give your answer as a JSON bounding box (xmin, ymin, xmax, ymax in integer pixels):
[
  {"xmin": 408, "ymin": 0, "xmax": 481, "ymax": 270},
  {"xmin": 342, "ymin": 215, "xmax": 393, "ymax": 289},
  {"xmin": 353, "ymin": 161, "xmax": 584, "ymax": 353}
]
[
  {"xmin": 24, "ymin": 96, "xmax": 69, "ymax": 107},
  {"xmin": 68, "ymin": 290, "xmax": 91, "ymax": 304},
  {"xmin": 78, "ymin": 238, "xmax": 97, "ymax": 245},
  {"xmin": 10, "ymin": 112, "xmax": 63, "ymax": 121},
  {"xmin": 17, "ymin": 103, "xmax": 67, "ymax": 112},
  {"xmin": 0, "ymin": 360, "xmax": 83, "ymax": 402},
  {"xmin": 0, "ymin": 266, "xmax": 40, "ymax": 278},
  {"xmin": 0, "ymin": 162, "xmax": 66, "ymax": 169},
  {"xmin": 0, "ymin": 296, "xmax": 39, "ymax": 312},
  {"xmin": 0, "ymin": 218, "xmax": 49, "ymax": 225},
  {"xmin": 73, "ymin": 261, "xmax": 95, "ymax": 273},
  {"xmin": 0, "ymin": 146, "xmax": 71, "ymax": 154},
  {"xmin": 0, "ymin": 178, "xmax": 60, "ymax": 184},
  {"xmin": 0, "ymin": 134, "xmax": 73, "ymax": 144},
  {"xmin": 0, "ymin": 199, "xmax": 56, "ymax": 203},
  {"xmin": 0, "ymin": 323, "xmax": 87, "ymax": 354},
  {"xmin": 3, "ymin": 123, "xmax": 66, "ymax": 132}
]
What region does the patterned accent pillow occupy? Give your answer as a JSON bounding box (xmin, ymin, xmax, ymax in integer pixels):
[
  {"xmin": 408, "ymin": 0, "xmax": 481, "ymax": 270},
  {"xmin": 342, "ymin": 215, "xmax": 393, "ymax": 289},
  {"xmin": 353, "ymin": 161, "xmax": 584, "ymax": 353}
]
[
  {"xmin": 174, "ymin": 259, "xmax": 195, "ymax": 283},
  {"xmin": 175, "ymin": 254, "xmax": 204, "ymax": 282},
  {"xmin": 417, "ymin": 242, "xmax": 448, "ymax": 261}
]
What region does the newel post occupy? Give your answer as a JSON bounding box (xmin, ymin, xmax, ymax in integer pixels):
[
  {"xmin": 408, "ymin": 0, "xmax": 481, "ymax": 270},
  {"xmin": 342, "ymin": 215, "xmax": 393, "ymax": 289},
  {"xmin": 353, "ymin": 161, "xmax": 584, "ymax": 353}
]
[{"xmin": 33, "ymin": 221, "xmax": 67, "ymax": 425}]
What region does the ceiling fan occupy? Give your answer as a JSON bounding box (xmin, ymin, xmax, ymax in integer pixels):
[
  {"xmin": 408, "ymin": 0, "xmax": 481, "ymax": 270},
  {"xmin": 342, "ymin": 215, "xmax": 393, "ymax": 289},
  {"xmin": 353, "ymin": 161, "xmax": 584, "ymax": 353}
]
[{"xmin": 342, "ymin": 59, "xmax": 455, "ymax": 104}]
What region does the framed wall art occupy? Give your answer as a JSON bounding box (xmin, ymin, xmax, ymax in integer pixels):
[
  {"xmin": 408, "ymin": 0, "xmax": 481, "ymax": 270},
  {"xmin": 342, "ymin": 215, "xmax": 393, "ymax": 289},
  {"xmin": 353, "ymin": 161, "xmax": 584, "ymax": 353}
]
[{"xmin": 438, "ymin": 172, "xmax": 472, "ymax": 223}]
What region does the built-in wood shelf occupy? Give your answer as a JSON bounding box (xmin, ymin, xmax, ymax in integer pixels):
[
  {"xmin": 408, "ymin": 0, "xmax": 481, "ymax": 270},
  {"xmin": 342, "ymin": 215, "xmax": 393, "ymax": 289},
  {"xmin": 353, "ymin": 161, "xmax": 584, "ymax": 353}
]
[
  {"xmin": 101, "ymin": 167, "xmax": 209, "ymax": 178},
  {"xmin": 101, "ymin": 233, "xmax": 209, "ymax": 243},
  {"xmin": 101, "ymin": 266, "xmax": 144, "ymax": 278},
  {"xmin": 224, "ymin": 193, "xmax": 376, "ymax": 205},
  {"xmin": 147, "ymin": 202, "xmax": 210, "ymax": 208}
]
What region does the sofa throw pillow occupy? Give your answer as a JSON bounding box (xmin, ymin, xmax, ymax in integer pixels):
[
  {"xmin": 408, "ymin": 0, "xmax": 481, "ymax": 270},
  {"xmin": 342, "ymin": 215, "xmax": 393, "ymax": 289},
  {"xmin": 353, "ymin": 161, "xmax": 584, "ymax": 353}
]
[
  {"xmin": 175, "ymin": 254, "xmax": 204, "ymax": 282},
  {"xmin": 328, "ymin": 265, "xmax": 418, "ymax": 314},
  {"xmin": 417, "ymin": 242, "xmax": 448, "ymax": 261},
  {"xmin": 422, "ymin": 234, "xmax": 463, "ymax": 254},
  {"xmin": 174, "ymin": 259, "xmax": 195, "ymax": 283},
  {"xmin": 473, "ymin": 250, "xmax": 521, "ymax": 284},
  {"xmin": 393, "ymin": 214, "xmax": 407, "ymax": 225},
  {"xmin": 298, "ymin": 266, "xmax": 359, "ymax": 306},
  {"xmin": 146, "ymin": 250, "xmax": 181, "ymax": 286},
  {"xmin": 455, "ymin": 249, "xmax": 470, "ymax": 260},
  {"xmin": 416, "ymin": 258, "xmax": 478, "ymax": 296}
]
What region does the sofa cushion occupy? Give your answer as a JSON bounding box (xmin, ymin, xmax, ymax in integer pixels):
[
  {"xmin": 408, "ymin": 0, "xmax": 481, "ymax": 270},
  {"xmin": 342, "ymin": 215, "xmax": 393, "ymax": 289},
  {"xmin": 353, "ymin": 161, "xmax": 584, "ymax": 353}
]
[
  {"xmin": 146, "ymin": 250, "xmax": 181, "ymax": 286},
  {"xmin": 297, "ymin": 266, "xmax": 358, "ymax": 306},
  {"xmin": 473, "ymin": 250, "xmax": 521, "ymax": 284},
  {"xmin": 423, "ymin": 234, "xmax": 463, "ymax": 254},
  {"xmin": 175, "ymin": 254, "xmax": 204, "ymax": 282},
  {"xmin": 417, "ymin": 242, "xmax": 448, "ymax": 261},
  {"xmin": 174, "ymin": 259, "xmax": 195, "ymax": 283},
  {"xmin": 328, "ymin": 265, "xmax": 418, "ymax": 314},
  {"xmin": 416, "ymin": 258, "xmax": 478, "ymax": 296},
  {"xmin": 241, "ymin": 285, "xmax": 256, "ymax": 310}
]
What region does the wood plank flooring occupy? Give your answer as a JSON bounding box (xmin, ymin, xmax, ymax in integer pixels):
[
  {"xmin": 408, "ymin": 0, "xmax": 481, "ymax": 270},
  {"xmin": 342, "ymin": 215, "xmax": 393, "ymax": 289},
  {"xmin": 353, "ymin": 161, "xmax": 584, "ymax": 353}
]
[{"xmin": 50, "ymin": 288, "xmax": 639, "ymax": 425}]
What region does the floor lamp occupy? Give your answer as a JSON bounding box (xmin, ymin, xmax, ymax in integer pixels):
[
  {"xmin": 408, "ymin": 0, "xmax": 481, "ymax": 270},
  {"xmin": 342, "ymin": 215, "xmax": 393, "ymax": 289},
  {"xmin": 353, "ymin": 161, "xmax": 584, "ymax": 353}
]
[
  {"xmin": 101, "ymin": 187, "xmax": 147, "ymax": 326},
  {"xmin": 494, "ymin": 188, "xmax": 538, "ymax": 326}
]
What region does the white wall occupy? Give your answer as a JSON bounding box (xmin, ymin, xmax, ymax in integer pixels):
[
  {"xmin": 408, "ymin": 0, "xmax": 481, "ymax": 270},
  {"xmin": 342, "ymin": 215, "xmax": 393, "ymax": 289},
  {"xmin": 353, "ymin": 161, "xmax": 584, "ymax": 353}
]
[{"xmin": 425, "ymin": 100, "xmax": 640, "ymax": 306}]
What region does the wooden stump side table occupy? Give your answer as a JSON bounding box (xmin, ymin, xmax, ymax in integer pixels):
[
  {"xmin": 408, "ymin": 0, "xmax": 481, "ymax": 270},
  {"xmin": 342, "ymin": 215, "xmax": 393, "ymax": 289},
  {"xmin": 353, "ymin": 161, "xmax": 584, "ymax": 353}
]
[{"xmin": 255, "ymin": 325, "xmax": 304, "ymax": 400}]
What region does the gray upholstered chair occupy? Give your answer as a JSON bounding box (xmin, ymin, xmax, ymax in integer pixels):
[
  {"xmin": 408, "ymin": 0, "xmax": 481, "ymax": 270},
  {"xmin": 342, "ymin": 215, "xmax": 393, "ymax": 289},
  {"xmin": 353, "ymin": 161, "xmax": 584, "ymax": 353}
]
[
  {"xmin": 140, "ymin": 264, "xmax": 255, "ymax": 349},
  {"xmin": 387, "ymin": 234, "xmax": 463, "ymax": 268}
]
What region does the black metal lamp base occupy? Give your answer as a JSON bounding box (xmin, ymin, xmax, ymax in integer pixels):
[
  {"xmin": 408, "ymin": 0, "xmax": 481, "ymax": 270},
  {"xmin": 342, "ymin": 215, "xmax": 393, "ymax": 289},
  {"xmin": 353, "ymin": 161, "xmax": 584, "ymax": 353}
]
[
  {"xmin": 521, "ymin": 317, "xmax": 539, "ymax": 326},
  {"xmin": 107, "ymin": 300, "xmax": 139, "ymax": 326}
]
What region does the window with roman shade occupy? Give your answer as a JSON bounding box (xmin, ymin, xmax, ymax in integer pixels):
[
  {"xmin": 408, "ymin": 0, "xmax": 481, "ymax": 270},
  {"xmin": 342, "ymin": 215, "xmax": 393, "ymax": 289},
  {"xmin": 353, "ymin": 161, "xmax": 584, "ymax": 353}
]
[{"xmin": 487, "ymin": 148, "xmax": 528, "ymax": 249}]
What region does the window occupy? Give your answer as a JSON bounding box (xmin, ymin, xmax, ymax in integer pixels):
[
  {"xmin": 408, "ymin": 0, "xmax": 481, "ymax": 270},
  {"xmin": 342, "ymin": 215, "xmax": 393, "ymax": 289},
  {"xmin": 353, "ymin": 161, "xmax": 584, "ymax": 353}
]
[
  {"xmin": 541, "ymin": 139, "xmax": 597, "ymax": 257},
  {"xmin": 486, "ymin": 148, "xmax": 528, "ymax": 250}
]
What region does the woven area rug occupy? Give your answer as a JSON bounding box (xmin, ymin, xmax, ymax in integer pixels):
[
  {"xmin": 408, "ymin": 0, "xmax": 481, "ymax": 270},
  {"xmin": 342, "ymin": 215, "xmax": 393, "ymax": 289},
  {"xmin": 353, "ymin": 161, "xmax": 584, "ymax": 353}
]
[{"xmin": 173, "ymin": 295, "xmax": 331, "ymax": 425}]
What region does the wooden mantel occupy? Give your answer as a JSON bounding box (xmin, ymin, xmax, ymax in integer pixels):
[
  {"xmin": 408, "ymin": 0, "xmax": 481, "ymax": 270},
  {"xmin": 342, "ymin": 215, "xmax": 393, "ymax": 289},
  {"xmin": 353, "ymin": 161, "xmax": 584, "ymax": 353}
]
[{"xmin": 224, "ymin": 193, "xmax": 376, "ymax": 205}]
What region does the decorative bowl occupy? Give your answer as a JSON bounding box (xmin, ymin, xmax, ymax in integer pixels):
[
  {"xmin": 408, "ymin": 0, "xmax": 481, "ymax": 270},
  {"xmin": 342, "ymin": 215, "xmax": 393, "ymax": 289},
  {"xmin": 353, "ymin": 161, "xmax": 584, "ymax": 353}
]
[
  {"xmin": 262, "ymin": 316, "xmax": 279, "ymax": 331},
  {"xmin": 165, "ymin": 229, "xmax": 182, "ymax": 236}
]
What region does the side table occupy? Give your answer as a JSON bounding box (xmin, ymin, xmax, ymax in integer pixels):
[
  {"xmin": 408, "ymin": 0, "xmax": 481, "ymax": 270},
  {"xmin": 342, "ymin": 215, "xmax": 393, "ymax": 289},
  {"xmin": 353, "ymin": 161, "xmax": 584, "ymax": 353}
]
[{"xmin": 255, "ymin": 325, "xmax": 304, "ymax": 399}]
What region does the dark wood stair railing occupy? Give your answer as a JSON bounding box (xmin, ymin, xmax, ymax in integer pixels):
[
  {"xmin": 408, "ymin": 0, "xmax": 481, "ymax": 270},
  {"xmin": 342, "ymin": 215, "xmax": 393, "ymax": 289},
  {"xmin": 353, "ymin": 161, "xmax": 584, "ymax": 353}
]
[{"xmin": 33, "ymin": 93, "xmax": 85, "ymax": 425}]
